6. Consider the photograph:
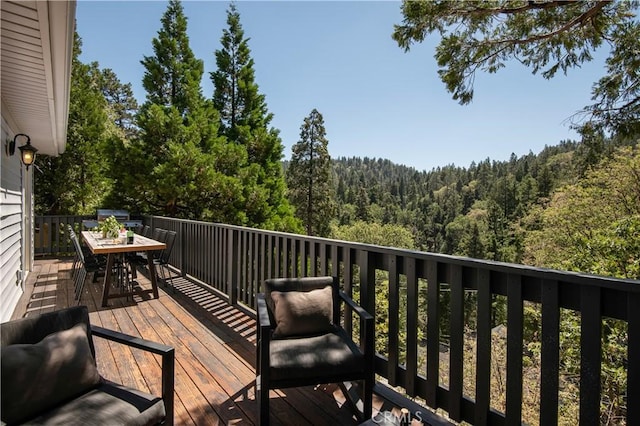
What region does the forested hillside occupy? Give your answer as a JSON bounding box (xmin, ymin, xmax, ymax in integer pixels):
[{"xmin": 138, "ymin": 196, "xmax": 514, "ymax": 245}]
[
  {"xmin": 329, "ymin": 137, "xmax": 639, "ymax": 424},
  {"xmin": 329, "ymin": 135, "xmax": 637, "ymax": 266}
]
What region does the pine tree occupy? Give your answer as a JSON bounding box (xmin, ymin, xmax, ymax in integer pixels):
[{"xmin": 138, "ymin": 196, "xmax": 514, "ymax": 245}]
[
  {"xmin": 211, "ymin": 3, "xmax": 299, "ymax": 231},
  {"xmin": 141, "ymin": 0, "xmax": 204, "ymax": 116},
  {"xmin": 134, "ymin": 0, "xmax": 238, "ymax": 220},
  {"xmin": 286, "ymin": 109, "xmax": 336, "ymax": 236}
]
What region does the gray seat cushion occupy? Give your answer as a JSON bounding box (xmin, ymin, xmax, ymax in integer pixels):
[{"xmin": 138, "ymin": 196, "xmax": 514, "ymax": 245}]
[
  {"xmin": 270, "ymin": 328, "xmax": 365, "ymax": 381},
  {"xmin": 19, "ymin": 381, "xmax": 165, "ymax": 426}
]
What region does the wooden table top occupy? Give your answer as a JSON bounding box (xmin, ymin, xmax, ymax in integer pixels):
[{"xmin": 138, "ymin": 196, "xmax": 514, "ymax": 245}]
[{"xmin": 81, "ymin": 231, "xmax": 166, "ymax": 255}]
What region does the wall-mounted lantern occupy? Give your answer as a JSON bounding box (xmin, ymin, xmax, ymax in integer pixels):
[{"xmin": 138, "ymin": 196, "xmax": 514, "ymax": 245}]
[{"xmin": 13, "ymin": 134, "xmax": 38, "ymax": 170}]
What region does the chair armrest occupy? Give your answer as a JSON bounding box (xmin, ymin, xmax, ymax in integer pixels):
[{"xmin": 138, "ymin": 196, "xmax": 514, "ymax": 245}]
[
  {"xmin": 91, "ymin": 325, "xmax": 175, "ymax": 426},
  {"xmin": 256, "ymin": 293, "xmax": 272, "ymax": 329},
  {"xmin": 339, "ymin": 290, "xmax": 373, "ymax": 321},
  {"xmin": 338, "ymin": 291, "xmax": 375, "ymax": 378},
  {"xmin": 91, "ymin": 325, "xmax": 173, "ymax": 354},
  {"xmin": 256, "ymin": 294, "xmax": 272, "ymax": 381}
]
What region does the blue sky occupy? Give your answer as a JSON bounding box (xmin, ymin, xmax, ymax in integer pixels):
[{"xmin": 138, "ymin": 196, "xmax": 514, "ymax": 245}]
[{"xmin": 76, "ymin": 1, "xmax": 608, "ymax": 172}]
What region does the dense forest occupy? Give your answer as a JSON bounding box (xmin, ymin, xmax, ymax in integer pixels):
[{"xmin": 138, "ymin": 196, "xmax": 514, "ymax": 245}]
[{"xmin": 328, "ymin": 135, "xmax": 637, "ymax": 267}]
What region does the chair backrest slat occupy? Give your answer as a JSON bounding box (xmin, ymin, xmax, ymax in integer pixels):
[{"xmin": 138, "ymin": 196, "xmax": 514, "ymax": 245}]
[{"xmin": 160, "ymin": 231, "xmax": 177, "ymax": 264}]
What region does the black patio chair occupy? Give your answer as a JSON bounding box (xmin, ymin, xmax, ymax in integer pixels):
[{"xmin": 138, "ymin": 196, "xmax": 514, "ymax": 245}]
[
  {"xmin": 1, "ymin": 305, "xmax": 174, "ymax": 425},
  {"xmin": 256, "ymin": 276, "xmax": 374, "ymax": 425}
]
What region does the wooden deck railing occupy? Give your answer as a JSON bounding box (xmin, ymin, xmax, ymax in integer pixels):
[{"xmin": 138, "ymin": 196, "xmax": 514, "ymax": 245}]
[
  {"xmin": 35, "ymin": 215, "xmax": 640, "ymax": 425},
  {"xmin": 34, "ymin": 215, "xmax": 95, "ymax": 255}
]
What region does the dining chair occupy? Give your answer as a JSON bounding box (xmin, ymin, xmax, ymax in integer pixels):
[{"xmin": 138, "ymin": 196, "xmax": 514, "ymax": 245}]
[
  {"xmin": 155, "ymin": 230, "xmax": 177, "ymax": 292},
  {"xmin": 71, "ymin": 233, "xmax": 106, "ymax": 304}
]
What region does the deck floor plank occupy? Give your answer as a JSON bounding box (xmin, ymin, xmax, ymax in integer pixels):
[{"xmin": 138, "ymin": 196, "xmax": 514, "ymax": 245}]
[{"xmin": 136, "ymin": 298, "xmax": 236, "ymax": 425}]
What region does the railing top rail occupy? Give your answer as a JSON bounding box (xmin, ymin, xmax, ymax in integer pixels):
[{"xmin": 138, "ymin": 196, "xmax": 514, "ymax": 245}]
[{"xmin": 144, "ymin": 215, "xmax": 640, "ymax": 291}]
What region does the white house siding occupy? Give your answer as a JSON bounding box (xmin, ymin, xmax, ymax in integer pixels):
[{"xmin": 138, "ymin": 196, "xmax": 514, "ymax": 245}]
[{"xmin": 1, "ymin": 119, "xmax": 25, "ymax": 322}]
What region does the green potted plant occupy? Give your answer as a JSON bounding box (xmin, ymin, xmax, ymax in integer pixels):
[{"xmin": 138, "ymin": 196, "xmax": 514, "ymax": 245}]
[{"xmin": 99, "ymin": 215, "xmax": 122, "ymax": 239}]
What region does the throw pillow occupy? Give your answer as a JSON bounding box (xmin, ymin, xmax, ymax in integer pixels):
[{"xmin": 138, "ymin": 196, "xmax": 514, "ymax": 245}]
[
  {"xmin": 1, "ymin": 323, "xmax": 101, "ymax": 424},
  {"xmin": 271, "ymin": 285, "xmax": 333, "ymax": 337}
]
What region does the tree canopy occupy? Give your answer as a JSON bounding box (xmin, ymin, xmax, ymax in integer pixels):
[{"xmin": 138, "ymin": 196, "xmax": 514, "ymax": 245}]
[
  {"xmin": 134, "ymin": 0, "xmax": 225, "ymax": 219},
  {"xmin": 525, "ymin": 145, "xmax": 640, "ymax": 278},
  {"xmin": 36, "ymin": 32, "xmax": 112, "ymax": 215},
  {"xmin": 392, "ymin": 0, "xmax": 640, "ymax": 135}
]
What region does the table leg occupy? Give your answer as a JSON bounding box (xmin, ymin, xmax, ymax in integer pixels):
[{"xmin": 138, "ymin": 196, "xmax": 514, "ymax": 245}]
[
  {"xmin": 148, "ymin": 251, "xmax": 160, "ymax": 299},
  {"xmin": 101, "ymin": 253, "xmax": 115, "ymax": 307}
]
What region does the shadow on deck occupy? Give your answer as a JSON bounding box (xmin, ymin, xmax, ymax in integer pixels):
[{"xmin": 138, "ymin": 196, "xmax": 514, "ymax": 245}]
[{"xmin": 17, "ymin": 257, "xmax": 410, "ymax": 425}]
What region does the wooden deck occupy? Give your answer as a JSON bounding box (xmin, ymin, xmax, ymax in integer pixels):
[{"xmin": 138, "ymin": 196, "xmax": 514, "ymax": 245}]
[{"xmin": 15, "ymin": 257, "xmax": 405, "ymax": 425}]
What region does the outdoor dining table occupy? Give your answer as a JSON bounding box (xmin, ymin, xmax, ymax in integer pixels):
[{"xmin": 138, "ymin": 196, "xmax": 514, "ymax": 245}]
[{"xmin": 81, "ymin": 231, "xmax": 166, "ymax": 307}]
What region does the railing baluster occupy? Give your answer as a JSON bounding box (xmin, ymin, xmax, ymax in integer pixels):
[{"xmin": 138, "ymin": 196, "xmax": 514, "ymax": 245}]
[
  {"xmin": 405, "ymin": 256, "xmax": 418, "ymax": 397},
  {"xmin": 449, "ymin": 264, "xmax": 464, "ymax": 421},
  {"xmin": 628, "ymin": 292, "xmax": 640, "ymax": 425},
  {"xmin": 506, "ymin": 274, "xmax": 523, "ymax": 425},
  {"xmin": 228, "ymin": 228, "xmax": 238, "ymax": 304},
  {"xmin": 359, "ymin": 251, "xmax": 375, "ymax": 323},
  {"xmin": 250, "ymin": 232, "xmax": 257, "ymax": 305},
  {"xmin": 475, "ymin": 268, "xmax": 491, "ymax": 424},
  {"xmin": 222, "ymin": 225, "xmax": 228, "ymax": 291},
  {"xmin": 331, "ymin": 244, "xmax": 338, "ymax": 277},
  {"xmin": 207, "ymin": 223, "xmax": 213, "ymax": 284},
  {"xmin": 294, "ymin": 238, "xmax": 299, "ymax": 277},
  {"xmin": 426, "ymin": 259, "xmax": 440, "ymax": 406},
  {"xmin": 388, "ymin": 255, "xmax": 400, "ymax": 387},
  {"xmin": 283, "ymin": 237, "xmax": 290, "ymax": 278},
  {"xmin": 319, "ymin": 242, "xmax": 326, "ymax": 275},
  {"xmin": 46, "ymin": 217, "xmax": 52, "ymax": 254},
  {"xmin": 580, "ymin": 285, "xmax": 601, "ymax": 426},
  {"xmin": 266, "ymin": 234, "xmax": 273, "ymax": 280},
  {"xmin": 309, "ymin": 241, "xmax": 316, "ymax": 275},
  {"xmin": 274, "ymin": 236, "xmax": 281, "ymax": 278},
  {"xmin": 540, "ymin": 279, "xmax": 559, "ymax": 424},
  {"xmin": 301, "ymin": 239, "xmax": 307, "ymax": 277},
  {"xmin": 343, "ymin": 248, "xmax": 353, "ymax": 333},
  {"xmin": 259, "ymin": 233, "xmax": 266, "ymax": 296},
  {"xmin": 244, "ymin": 231, "xmax": 250, "ymax": 304}
]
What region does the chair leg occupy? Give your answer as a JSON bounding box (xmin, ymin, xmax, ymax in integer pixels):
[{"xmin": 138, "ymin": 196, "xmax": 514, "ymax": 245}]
[
  {"xmin": 158, "ymin": 262, "xmax": 167, "ymax": 286},
  {"xmin": 256, "ymin": 340, "xmax": 260, "ymax": 376},
  {"xmin": 364, "ymin": 377, "xmax": 373, "ymax": 421},
  {"xmin": 161, "ymin": 263, "xmax": 175, "ymax": 293},
  {"xmin": 257, "ymin": 373, "xmax": 270, "ymax": 426}
]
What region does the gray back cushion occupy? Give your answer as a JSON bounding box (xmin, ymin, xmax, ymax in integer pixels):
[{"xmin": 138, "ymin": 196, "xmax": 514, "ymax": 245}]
[
  {"xmin": 1, "ymin": 305, "xmax": 95, "ymax": 356},
  {"xmin": 264, "ymin": 277, "xmax": 338, "ymax": 337},
  {"xmin": 1, "ymin": 323, "xmax": 102, "ymax": 424},
  {"xmin": 271, "ymin": 286, "xmax": 334, "ymax": 337}
]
